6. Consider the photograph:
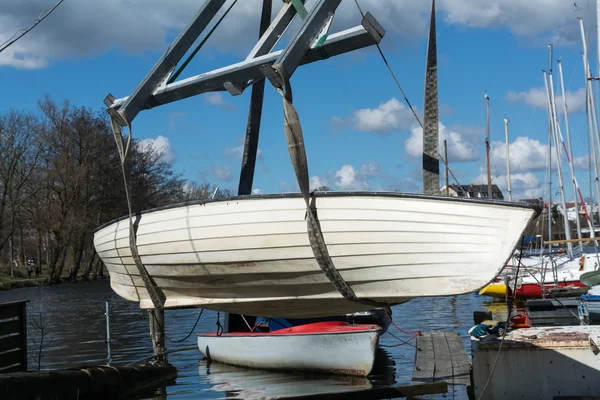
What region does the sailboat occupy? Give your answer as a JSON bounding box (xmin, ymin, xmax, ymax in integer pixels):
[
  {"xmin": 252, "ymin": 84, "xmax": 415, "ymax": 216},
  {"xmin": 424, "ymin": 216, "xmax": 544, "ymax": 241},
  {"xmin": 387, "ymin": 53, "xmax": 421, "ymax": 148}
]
[{"xmin": 480, "ymin": 39, "xmax": 600, "ymax": 300}]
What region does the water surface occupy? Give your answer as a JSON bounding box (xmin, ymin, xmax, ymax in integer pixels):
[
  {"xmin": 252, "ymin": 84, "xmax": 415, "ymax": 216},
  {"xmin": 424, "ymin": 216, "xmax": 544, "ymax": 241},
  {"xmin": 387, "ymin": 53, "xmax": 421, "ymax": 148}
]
[{"xmin": 0, "ymin": 280, "xmax": 509, "ymax": 399}]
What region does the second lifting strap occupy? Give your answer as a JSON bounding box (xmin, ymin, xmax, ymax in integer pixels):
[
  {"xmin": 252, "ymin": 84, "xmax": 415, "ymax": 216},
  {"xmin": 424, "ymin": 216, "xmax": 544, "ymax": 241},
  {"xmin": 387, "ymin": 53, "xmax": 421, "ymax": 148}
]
[
  {"xmin": 273, "ymin": 64, "xmax": 384, "ymax": 308},
  {"xmin": 109, "ymin": 115, "xmax": 166, "ymax": 310}
]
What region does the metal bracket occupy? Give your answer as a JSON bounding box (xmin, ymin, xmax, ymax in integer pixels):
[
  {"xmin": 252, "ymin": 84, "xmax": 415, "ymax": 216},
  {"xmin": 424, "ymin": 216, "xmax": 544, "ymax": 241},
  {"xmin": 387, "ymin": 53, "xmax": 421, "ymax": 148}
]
[
  {"xmin": 106, "ymin": 0, "xmax": 385, "ymax": 123},
  {"xmin": 223, "ymin": 81, "xmax": 243, "ymax": 96},
  {"xmin": 266, "ymin": 0, "xmax": 342, "ymax": 88},
  {"xmin": 110, "ymin": 0, "xmax": 226, "ymax": 126},
  {"xmin": 245, "ymin": 1, "xmax": 304, "ymax": 61},
  {"xmin": 109, "ymin": 25, "xmax": 383, "ymax": 108},
  {"xmin": 361, "ymin": 11, "xmax": 386, "ymax": 42}
]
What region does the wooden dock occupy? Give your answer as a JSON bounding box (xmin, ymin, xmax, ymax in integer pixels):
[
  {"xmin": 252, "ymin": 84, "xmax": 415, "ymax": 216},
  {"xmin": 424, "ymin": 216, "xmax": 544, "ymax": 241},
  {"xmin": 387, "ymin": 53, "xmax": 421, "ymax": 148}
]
[{"xmin": 412, "ymin": 332, "xmax": 471, "ymax": 388}]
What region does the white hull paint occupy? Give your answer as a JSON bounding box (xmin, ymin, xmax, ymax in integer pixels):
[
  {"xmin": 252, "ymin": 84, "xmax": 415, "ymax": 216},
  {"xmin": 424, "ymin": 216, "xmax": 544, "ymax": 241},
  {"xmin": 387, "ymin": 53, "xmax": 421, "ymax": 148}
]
[
  {"xmin": 93, "ymin": 192, "xmax": 537, "ymax": 317},
  {"xmin": 197, "ymin": 325, "xmax": 380, "ymax": 376},
  {"xmin": 472, "ymin": 326, "xmax": 600, "ymax": 399}
]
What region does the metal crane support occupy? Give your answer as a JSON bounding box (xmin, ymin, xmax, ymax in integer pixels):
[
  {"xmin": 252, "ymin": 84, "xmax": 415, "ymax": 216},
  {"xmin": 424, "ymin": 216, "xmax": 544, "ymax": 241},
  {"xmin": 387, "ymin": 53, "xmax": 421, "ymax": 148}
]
[{"xmin": 105, "ymin": 0, "xmax": 384, "ymax": 127}]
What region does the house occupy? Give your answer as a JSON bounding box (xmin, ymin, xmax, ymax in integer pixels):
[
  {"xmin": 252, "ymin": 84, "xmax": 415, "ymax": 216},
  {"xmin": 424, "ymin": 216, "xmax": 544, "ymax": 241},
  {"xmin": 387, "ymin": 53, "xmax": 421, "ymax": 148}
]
[
  {"xmin": 557, "ymin": 202, "xmax": 598, "ymax": 222},
  {"xmin": 439, "ymin": 183, "xmax": 504, "ymax": 200}
]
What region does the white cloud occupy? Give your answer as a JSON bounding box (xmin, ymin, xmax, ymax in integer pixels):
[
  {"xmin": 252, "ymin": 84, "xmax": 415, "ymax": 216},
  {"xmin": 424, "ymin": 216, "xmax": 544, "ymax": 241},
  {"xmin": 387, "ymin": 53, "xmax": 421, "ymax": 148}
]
[
  {"xmin": 137, "ymin": 135, "xmax": 175, "ymax": 164},
  {"xmin": 252, "ymin": 188, "xmax": 262, "ymax": 195},
  {"xmin": 332, "ymin": 98, "xmax": 418, "ymax": 134},
  {"xmin": 224, "ymin": 144, "xmax": 263, "ymax": 160},
  {"xmin": 204, "ymin": 93, "xmax": 236, "ymax": 111},
  {"xmin": 309, "ymin": 176, "xmax": 328, "ymax": 190},
  {"xmin": 334, "ymin": 162, "xmax": 380, "ymax": 190},
  {"xmin": 308, "ymin": 162, "xmax": 380, "ymax": 191},
  {"xmin": 212, "ymin": 165, "xmax": 232, "ymax": 181},
  {"xmin": 0, "ymin": 0, "xmax": 590, "ymax": 69},
  {"xmin": 405, "ymin": 122, "xmax": 480, "ymax": 162},
  {"xmin": 167, "ymin": 112, "xmax": 187, "ymax": 130},
  {"xmin": 506, "ymin": 87, "xmax": 586, "ymax": 113},
  {"xmin": 574, "ymin": 155, "xmax": 592, "ymax": 170},
  {"xmin": 490, "ymin": 136, "xmax": 552, "ymax": 173},
  {"xmin": 440, "ymin": 0, "xmax": 585, "ymax": 45},
  {"xmin": 472, "ymin": 171, "xmax": 544, "ymax": 199}
]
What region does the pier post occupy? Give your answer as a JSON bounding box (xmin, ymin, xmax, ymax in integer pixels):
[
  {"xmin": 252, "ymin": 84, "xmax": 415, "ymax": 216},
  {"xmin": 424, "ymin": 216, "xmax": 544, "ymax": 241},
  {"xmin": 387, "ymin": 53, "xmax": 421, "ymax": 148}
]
[{"xmin": 149, "ymin": 309, "xmax": 166, "ymax": 362}]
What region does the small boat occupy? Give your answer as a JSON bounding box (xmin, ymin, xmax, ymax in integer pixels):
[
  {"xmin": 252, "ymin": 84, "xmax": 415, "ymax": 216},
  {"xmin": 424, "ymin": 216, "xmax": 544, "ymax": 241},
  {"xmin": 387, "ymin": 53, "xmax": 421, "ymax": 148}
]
[
  {"xmin": 478, "ymin": 281, "xmax": 507, "ymax": 298},
  {"xmin": 508, "ymin": 254, "xmax": 597, "ymax": 299},
  {"xmin": 197, "ymin": 321, "xmax": 381, "ymax": 376},
  {"xmin": 581, "ymin": 269, "xmax": 600, "ymax": 287},
  {"xmin": 580, "ymin": 285, "xmax": 600, "ymax": 324},
  {"xmin": 93, "ymin": 192, "xmax": 538, "ymax": 318}
]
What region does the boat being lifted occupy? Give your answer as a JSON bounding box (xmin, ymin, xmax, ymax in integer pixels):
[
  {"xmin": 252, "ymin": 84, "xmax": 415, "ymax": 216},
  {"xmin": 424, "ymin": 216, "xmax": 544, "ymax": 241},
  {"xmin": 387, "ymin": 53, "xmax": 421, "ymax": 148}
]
[
  {"xmin": 94, "ymin": 0, "xmax": 539, "ymax": 376},
  {"xmin": 95, "ymin": 0, "xmax": 539, "ymax": 319}
]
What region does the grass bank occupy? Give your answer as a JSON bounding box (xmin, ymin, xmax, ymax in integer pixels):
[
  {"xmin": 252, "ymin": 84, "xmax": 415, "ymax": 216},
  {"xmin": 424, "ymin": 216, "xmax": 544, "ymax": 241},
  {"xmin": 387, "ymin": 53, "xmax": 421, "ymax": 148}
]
[{"xmin": 0, "ymin": 264, "xmax": 107, "ymax": 291}]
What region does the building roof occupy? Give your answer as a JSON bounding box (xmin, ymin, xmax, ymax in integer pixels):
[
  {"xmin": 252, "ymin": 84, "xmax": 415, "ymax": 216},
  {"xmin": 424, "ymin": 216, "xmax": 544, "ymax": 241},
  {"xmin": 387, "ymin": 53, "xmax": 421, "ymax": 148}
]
[{"xmin": 447, "ymin": 183, "xmax": 504, "ymax": 199}]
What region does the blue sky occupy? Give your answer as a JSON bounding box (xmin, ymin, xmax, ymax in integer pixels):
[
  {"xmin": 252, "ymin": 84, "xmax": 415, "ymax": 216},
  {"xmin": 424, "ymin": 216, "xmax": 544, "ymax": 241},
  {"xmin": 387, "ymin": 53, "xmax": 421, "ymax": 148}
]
[{"xmin": 2, "ymin": 0, "xmax": 600, "ymax": 202}]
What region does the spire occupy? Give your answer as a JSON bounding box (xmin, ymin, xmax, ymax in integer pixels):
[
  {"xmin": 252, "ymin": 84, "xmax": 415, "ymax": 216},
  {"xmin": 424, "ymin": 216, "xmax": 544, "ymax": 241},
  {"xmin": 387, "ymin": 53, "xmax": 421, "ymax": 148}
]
[{"xmin": 422, "ymin": 0, "xmax": 439, "ymax": 195}]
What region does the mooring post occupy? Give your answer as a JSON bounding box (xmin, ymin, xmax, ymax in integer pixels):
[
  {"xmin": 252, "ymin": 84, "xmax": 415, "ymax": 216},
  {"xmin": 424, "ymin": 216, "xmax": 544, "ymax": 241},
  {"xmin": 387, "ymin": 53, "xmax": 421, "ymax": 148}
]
[
  {"xmin": 105, "ymin": 301, "xmax": 111, "ymax": 344},
  {"xmin": 150, "ymin": 309, "xmax": 166, "ymax": 362}
]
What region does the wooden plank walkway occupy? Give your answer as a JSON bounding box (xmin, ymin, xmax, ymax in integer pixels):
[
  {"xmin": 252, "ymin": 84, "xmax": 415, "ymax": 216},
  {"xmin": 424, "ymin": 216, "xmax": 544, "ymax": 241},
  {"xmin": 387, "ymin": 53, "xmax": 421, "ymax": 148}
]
[{"xmin": 412, "ymin": 332, "xmax": 471, "ymax": 387}]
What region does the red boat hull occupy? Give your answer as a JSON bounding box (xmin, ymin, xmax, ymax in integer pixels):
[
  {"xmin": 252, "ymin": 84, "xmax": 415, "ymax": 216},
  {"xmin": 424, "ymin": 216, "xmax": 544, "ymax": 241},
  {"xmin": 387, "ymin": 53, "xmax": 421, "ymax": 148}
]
[{"xmin": 513, "ymin": 280, "xmax": 588, "ymax": 299}]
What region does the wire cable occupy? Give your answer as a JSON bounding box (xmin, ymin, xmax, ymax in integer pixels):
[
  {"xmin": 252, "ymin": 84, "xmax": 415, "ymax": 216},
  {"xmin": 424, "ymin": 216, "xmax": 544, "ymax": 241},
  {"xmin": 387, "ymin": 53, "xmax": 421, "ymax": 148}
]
[
  {"xmin": 352, "ymin": 0, "xmax": 466, "ymax": 193},
  {"xmin": 0, "ymin": 0, "xmax": 65, "ymax": 54}
]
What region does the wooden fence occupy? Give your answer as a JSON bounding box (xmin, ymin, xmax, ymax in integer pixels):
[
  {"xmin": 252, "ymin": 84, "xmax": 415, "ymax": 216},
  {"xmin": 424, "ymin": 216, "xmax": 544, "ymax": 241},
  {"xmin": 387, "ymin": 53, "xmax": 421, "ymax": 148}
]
[{"xmin": 0, "ymin": 300, "xmax": 28, "ymax": 373}]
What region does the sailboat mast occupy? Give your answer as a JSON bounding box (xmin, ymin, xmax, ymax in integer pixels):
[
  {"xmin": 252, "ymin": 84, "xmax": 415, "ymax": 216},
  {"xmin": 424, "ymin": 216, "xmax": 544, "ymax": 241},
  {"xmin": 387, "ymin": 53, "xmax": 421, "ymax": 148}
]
[
  {"xmin": 444, "ymin": 139, "xmax": 449, "ymax": 195},
  {"xmin": 545, "ymin": 67, "xmax": 574, "ymax": 258},
  {"xmin": 548, "ymin": 45, "xmax": 553, "ymax": 250},
  {"xmin": 580, "ymin": 17, "xmax": 600, "ymax": 225},
  {"xmin": 597, "ymin": 0, "xmax": 600, "ymax": 79},
  {"xmin": 557, "ymin": 60, "xmax": 585, "ymax": 252},
  {"xmin": 547, "ymin": 110, "xmax": 553, "ymax": 247},
  {"xmin": 504, "ymin": 118, "xmax": 512, "ymax": 201},
  {"xmin": 422, "ymin": 0, "xmax": 439, "ymax": 195},
  {"xmin": 485, "ymin": 93, "xmax": 492, "ymax": 199}
]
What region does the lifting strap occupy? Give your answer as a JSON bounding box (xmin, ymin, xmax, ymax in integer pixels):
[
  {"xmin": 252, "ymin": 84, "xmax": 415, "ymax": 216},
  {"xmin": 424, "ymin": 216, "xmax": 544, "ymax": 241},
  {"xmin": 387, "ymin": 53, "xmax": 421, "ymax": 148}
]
[
  {"xmin": 109, "ymin": 116, "xmax": 166, "ymax": 310},
  {"xmin": 272, "ymin": 64, "xmax": 383, "ymax": 308}
]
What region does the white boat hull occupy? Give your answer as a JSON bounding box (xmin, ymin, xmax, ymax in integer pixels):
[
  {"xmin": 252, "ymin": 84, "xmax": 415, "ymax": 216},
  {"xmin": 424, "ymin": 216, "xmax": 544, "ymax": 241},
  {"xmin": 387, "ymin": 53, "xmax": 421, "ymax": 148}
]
[
  {"xmin": 197, "ymin": 324, "xmax": 380, "ymax": 376},
  {"xmin": 93, "ymin": 192, "xmax": 537, "ymax": 317}
]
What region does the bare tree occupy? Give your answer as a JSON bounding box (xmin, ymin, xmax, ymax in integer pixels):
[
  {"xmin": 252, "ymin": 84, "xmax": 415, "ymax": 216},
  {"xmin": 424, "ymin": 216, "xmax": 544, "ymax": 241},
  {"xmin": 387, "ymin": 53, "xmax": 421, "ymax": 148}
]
[{"xmin": 0, "ymin": 110, "xmax": 42, "ymax": 258}]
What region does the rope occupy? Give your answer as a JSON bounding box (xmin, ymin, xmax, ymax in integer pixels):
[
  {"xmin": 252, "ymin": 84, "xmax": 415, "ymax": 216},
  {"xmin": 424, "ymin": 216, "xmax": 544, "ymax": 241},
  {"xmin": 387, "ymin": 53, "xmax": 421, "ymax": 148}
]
[
  {"xmin": 109, "ymin": 117, "xmax": 165, "ymax": 310},
  {"xmin": 476, "ymin": 237, "xmax": 525, "ymax": 400},
  {"xmin": 524, "ymin": 264, "xmax": 589, "ymax": 324},
  {"xmin": 0, "ymin": 0, "xmax": 65, "ymax": 54},
  {"xmin": 352, "ymin": 0, "xmax": 466, "ymax": 195},
  {"xmin": 383, "ymin": 307, "xmax": 420, "ymax": 335},
  {"xmin": 150, "ymin": 309, "xmax": 205, "ymax": 343},
  {"xmin": 167, "ymin": 0, "xmax": 239, "ymax": 84},
  {"xmin": 216, "ymin": 311, "xmax": 223, "ymax": 336},
  {"xmin": 381, "ymin": 330, "xmax": 420, "ymax": 348},
  {"xmin": 240, "ymin": 314, "xmax": 253, "ymax": 331},
  {"xmin": 272, "ymin": 63, "xmax": 384, "ymax": 308}
]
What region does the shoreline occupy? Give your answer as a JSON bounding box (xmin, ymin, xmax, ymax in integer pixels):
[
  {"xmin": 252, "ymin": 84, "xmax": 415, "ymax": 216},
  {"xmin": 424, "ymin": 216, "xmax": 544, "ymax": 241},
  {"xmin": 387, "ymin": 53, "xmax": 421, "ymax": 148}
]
[{"xmin": 0, "ymin": 276, "xmax": 108, "ymax": 291}]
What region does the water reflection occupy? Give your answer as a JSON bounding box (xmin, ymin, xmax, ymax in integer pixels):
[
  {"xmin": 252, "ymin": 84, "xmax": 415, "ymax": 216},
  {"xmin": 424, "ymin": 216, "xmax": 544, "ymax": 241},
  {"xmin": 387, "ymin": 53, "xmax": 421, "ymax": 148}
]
[{"xmin": 0, "ymin": 280, "xmax": 510, "ymax": 399}]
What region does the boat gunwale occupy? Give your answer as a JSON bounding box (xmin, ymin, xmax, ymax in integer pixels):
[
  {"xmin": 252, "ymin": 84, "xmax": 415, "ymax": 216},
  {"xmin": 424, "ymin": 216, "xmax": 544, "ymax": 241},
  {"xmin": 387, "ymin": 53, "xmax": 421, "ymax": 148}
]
[
  {"xmin": 93, "ymin": 191, "xmax": 541, "ymax": 233},
  {"xmin": 197, "ymin": 328, "xmax": 382, "ymax": 338}
]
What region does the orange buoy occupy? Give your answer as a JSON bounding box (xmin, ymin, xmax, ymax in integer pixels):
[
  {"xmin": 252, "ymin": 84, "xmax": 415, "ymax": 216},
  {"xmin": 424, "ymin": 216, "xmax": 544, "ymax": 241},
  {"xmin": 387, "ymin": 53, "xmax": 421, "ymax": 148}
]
[{"xmin": 510, "ymin": 313, "xmax": 532, "ymax": 329}]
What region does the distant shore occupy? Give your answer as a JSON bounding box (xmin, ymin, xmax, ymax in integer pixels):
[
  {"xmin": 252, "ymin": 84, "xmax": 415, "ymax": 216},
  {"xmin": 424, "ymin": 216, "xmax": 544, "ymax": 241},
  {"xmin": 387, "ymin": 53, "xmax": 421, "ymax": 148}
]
[{"xmin": 0, "ymin": 269, "xmax": 108, "ymax": 291}]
